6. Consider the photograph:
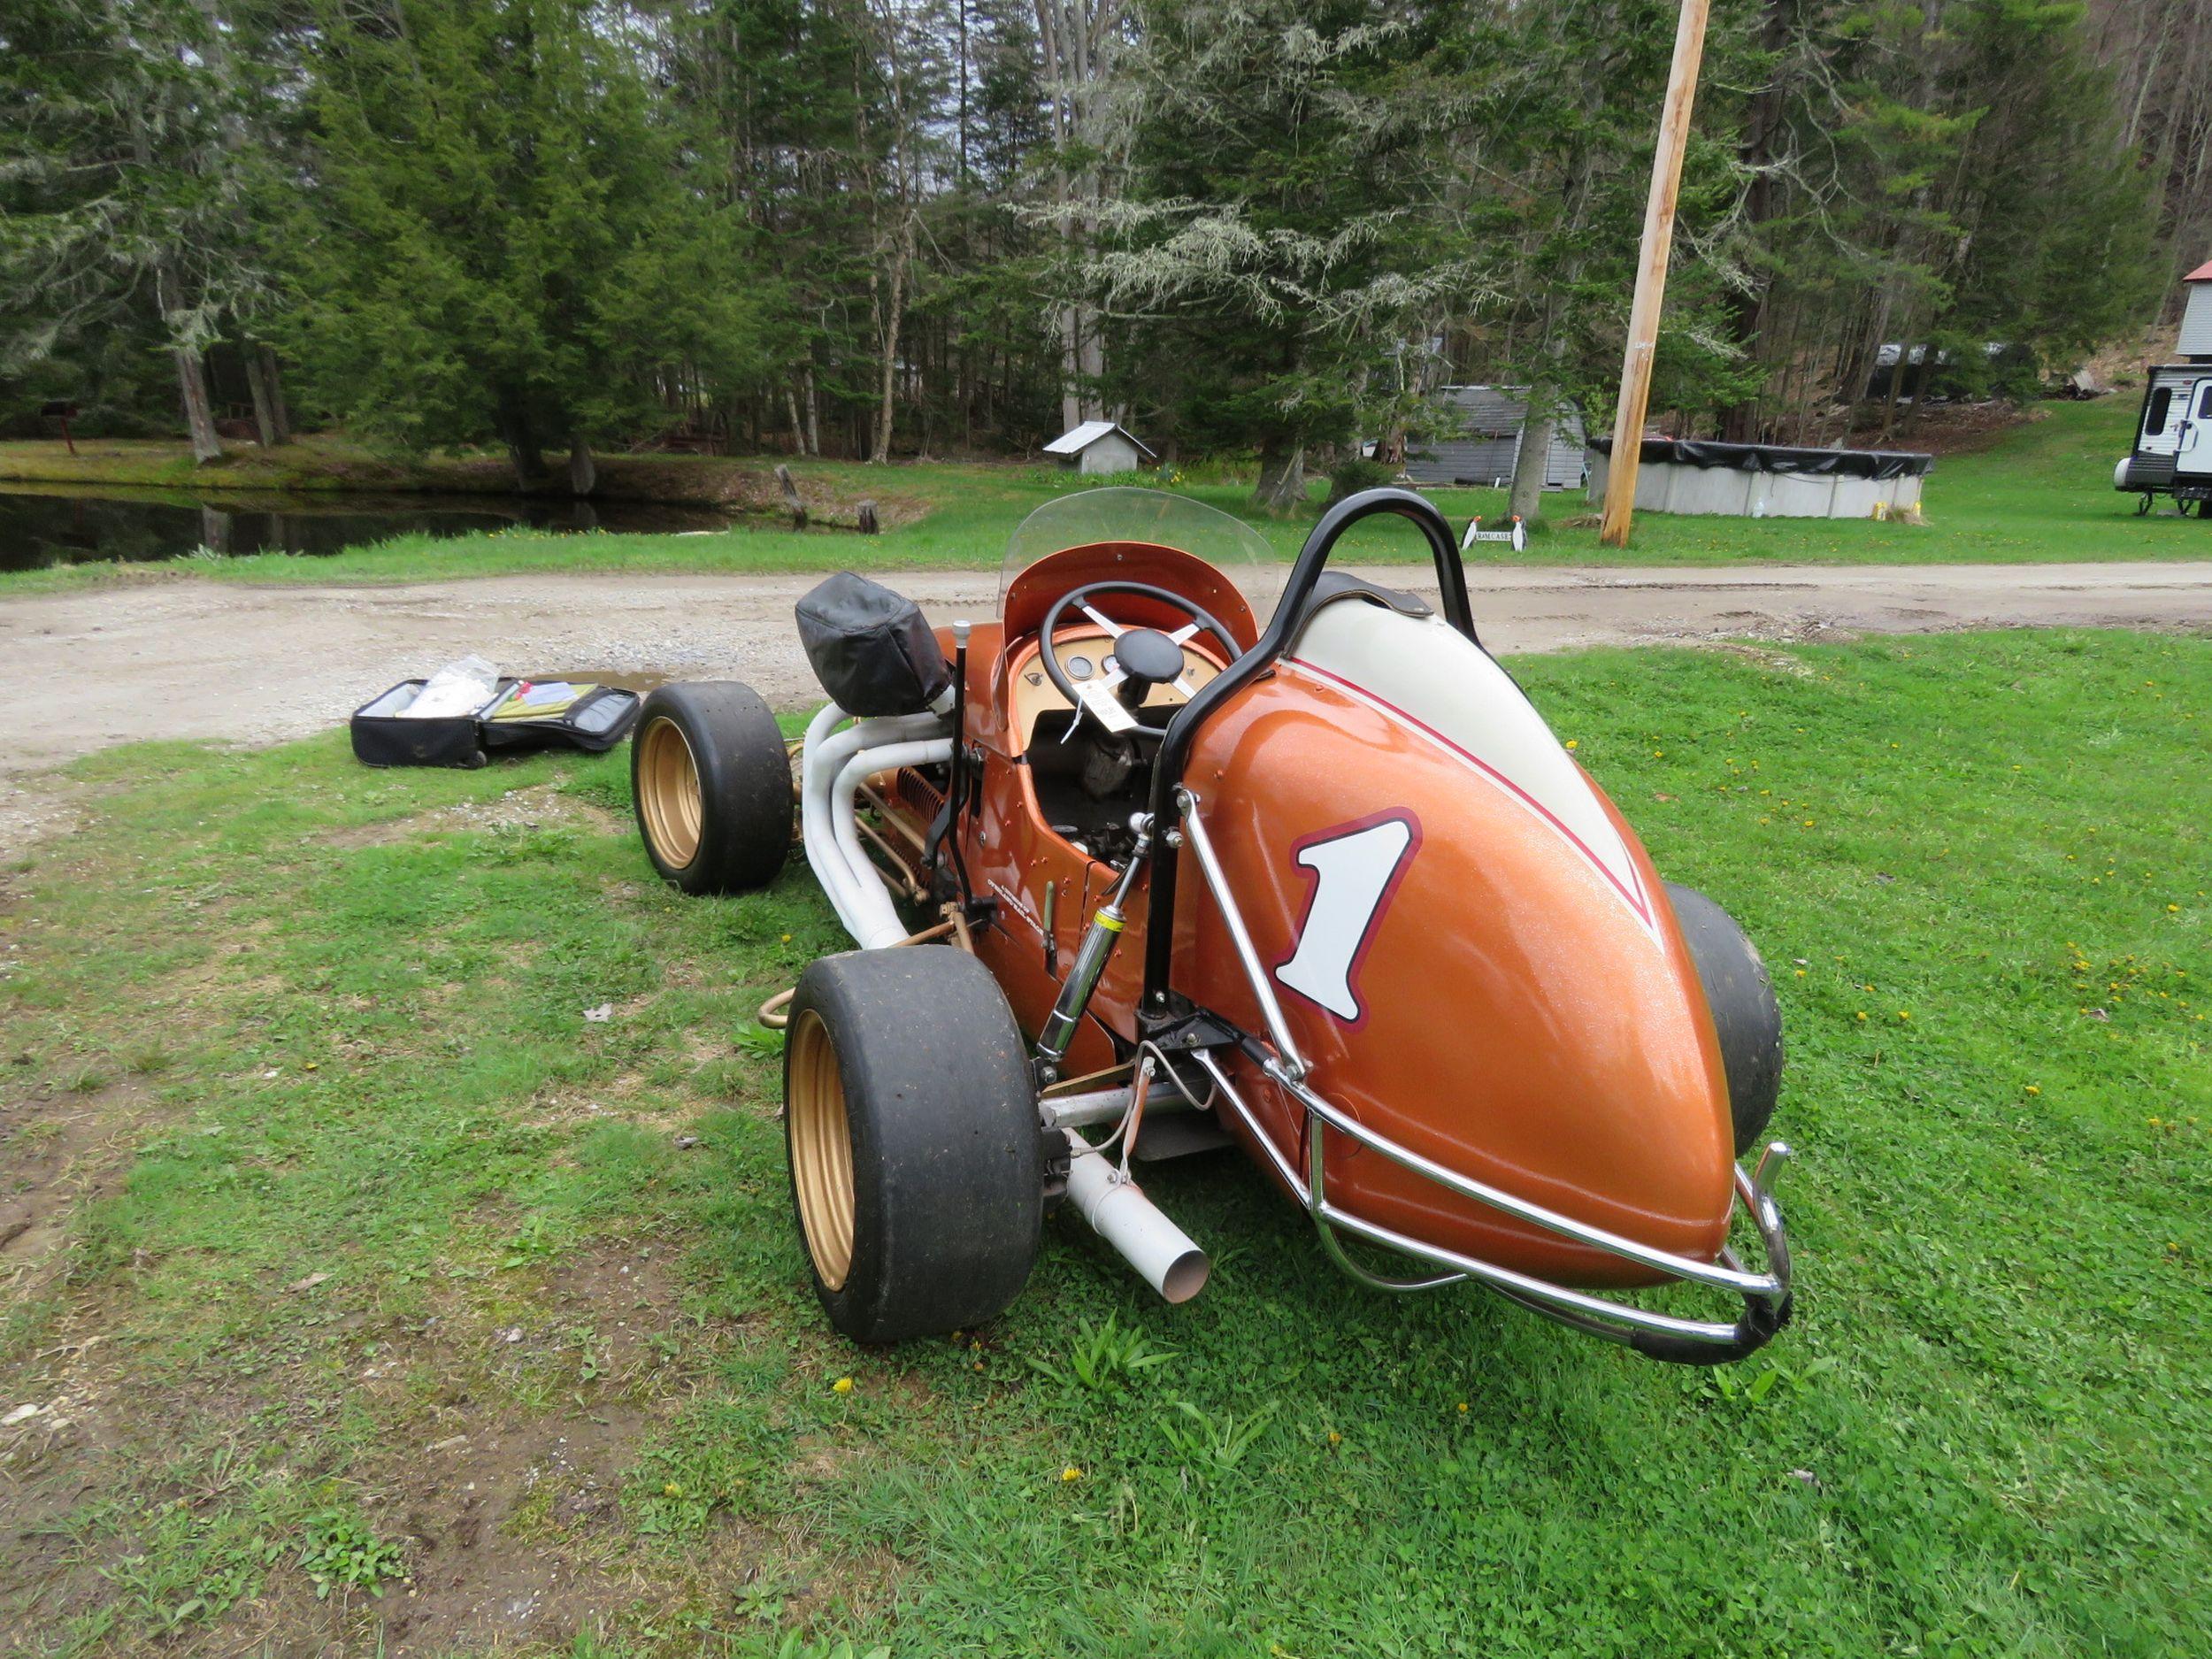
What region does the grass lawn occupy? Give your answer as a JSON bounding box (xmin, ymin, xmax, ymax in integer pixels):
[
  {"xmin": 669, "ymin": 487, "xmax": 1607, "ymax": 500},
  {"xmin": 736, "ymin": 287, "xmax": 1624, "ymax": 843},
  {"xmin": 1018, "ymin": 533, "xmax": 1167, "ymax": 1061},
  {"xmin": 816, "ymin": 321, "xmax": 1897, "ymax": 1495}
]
[
  {"xmin": 3, "ymin": 630, "xmax": 2208, "ymax": 1655},
  {"xmin": 4, "ymin": 398, "xmax": 2208, "ymax": 597}
]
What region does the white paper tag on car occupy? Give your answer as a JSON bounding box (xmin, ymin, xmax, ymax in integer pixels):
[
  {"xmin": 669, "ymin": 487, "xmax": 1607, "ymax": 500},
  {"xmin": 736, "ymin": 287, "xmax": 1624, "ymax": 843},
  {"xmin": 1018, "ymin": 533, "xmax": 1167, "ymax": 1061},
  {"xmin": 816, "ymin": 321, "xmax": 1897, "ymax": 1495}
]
[{"xmin": 1078, "ymin": 680, "xmax": 1140, "ymax": 733}]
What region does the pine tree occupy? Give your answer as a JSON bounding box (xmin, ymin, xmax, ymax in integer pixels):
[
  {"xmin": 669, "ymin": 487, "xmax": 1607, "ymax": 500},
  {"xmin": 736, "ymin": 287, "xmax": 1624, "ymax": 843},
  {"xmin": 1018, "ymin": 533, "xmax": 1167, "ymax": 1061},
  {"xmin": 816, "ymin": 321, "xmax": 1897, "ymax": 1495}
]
[
  {"xmin": 0, "ymin": 0, "xmax": 267, "ymax": 459},
  {"xmin": 287, "ymin": 0, "xmax": 769, "ymax": 489},
  {"xmin": 1097, "ymin": 0, "xmax": 1476, "ymax": 510},
  {"xmin": 3, "ymin": 0, "xmax": 2179, "ymax": 467}
]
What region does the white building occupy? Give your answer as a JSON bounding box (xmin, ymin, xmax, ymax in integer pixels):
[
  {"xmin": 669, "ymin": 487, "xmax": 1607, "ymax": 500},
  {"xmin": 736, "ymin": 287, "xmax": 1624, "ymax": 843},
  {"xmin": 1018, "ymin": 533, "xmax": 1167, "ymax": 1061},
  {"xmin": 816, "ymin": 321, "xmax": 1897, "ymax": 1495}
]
[{"xmin": 1043, "ymin": 420, "xmax": 1156, "ymax": 476}]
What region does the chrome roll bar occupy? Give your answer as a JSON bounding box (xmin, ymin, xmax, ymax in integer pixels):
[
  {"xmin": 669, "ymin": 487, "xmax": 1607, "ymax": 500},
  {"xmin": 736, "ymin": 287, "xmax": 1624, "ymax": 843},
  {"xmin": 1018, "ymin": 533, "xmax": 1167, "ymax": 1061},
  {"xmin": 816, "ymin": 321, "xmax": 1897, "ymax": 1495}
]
[{"xmin": 1174, "ymin": 787, "xmax": 1796, "ymax": 1363}]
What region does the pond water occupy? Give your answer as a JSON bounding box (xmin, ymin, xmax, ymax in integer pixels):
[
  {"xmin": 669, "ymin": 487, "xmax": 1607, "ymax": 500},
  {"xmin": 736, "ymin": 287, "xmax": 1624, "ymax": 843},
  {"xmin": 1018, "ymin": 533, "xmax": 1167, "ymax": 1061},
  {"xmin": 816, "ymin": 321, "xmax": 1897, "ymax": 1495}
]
[{"xmin": 0, "ymin": 485, "xmax": 733, "ymax": 572}]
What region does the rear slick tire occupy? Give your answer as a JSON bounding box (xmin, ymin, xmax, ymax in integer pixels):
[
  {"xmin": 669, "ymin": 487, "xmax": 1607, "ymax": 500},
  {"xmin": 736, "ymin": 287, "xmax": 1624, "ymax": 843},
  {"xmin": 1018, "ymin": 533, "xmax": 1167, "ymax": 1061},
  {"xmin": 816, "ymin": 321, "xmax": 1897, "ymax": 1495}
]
[
  {"xmin": 632, "ymin": 681, "xmax": 790, "ymax": 895},
  {"xmin": 1666, "ymin": 882, "xmax": 1784, "ymax": 1157},
  {"xmin": 784, "ymin": 947, "xmax": 1044, "ymax": 1345}
]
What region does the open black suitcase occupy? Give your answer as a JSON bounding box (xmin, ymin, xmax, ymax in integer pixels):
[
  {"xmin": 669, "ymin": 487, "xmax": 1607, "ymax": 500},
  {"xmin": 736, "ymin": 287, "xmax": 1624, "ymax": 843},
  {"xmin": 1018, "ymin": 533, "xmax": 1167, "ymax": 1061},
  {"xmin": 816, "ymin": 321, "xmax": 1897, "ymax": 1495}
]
[{"xmin": 351, "ymin": 679, "xmax": 642, "ymax": 769}]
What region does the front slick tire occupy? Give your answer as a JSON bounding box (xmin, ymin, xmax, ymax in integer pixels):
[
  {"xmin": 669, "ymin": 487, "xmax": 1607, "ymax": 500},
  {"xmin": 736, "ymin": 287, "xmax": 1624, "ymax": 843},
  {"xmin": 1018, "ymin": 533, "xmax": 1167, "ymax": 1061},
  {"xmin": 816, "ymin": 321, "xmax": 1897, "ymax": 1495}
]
[
  {"xmin": 1666, "ymin": 882, "xmax": 1784, "ymax": 1156},
  {"xmin": 632, "ymin": 681, "xmax": 790, "ymax": 895},
  {"xmin": 784, "ymin": 947, "xmax": 1043, "ymax": 1345}
]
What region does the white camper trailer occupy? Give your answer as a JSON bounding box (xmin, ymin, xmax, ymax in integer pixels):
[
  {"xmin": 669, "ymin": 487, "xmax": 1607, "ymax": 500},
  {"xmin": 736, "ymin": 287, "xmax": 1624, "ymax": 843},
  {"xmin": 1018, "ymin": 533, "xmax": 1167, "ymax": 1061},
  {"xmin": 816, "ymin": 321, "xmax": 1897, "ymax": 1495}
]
[{"xmin": 2115, "ymin": 258, "xmax": 2212, "ymax": 516}]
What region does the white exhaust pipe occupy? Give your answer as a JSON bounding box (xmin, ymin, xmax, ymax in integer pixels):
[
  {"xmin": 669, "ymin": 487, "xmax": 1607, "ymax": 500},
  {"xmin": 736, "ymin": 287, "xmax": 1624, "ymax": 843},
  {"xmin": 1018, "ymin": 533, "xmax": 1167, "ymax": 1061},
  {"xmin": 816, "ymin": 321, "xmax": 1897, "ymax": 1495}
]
[
  {"xmin": 831, "ymin": 737, "xmax": 953, "ymax": 947},
  {"xmin": 1064, "ymin": 1134, "xmax": 1210, "ymax": 1304},
  {"xmin": 799, "ymin": 702, "xmax": 950, "ymax": 948}
]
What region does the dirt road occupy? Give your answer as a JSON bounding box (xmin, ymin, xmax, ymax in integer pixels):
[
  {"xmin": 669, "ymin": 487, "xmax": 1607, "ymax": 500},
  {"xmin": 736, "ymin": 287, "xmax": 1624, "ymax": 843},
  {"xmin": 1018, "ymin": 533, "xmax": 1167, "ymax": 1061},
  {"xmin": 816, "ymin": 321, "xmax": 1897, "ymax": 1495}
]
[{"xmin": 5, "ymin": 561, "xmax": 2208, "ymax": 843}]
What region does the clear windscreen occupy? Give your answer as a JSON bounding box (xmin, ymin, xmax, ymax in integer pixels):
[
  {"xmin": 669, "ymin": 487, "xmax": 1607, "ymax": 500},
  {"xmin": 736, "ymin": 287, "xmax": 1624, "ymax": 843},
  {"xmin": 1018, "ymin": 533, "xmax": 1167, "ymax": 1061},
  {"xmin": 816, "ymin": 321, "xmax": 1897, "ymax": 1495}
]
[{"xmin": 998, "ymin": 488, "xmax": 1283, "ymax": 621}]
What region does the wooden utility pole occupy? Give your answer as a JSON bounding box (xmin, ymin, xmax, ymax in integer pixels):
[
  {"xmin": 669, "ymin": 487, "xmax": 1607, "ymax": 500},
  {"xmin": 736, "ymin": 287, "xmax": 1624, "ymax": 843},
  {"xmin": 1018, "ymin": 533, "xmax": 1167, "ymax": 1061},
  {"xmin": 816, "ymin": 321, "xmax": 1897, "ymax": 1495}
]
[{"xmin": 1599, "ymin": 0, "xmax": 1713, "ymax": 549}]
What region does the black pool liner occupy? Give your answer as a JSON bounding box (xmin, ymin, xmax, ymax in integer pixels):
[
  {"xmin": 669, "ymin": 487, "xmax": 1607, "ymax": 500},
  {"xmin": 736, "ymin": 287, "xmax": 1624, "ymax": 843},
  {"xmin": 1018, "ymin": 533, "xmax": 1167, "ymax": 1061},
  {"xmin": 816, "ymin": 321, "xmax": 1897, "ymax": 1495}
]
[{"xmin": 1589, "ymin": 437, "xmax": 1934, "ymax": 481}]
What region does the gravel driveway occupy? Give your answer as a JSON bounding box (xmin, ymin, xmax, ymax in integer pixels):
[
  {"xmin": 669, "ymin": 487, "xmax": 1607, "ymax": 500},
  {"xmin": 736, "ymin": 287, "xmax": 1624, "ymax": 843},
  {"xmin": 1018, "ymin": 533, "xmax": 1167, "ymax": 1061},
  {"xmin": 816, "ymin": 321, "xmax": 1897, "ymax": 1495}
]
[{"xmin": 5, "ymin": 560, "xmax": 2208, "ymax": 845}]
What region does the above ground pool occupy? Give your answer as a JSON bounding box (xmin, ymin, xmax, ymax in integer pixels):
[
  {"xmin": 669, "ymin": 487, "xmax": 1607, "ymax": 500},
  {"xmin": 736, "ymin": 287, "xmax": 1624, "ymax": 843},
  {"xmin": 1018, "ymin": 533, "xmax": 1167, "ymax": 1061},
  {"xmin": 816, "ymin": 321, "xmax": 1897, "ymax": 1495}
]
[{"xmin": 1586, "ymin": 436, "xmax": 1933, "ymax": 518}]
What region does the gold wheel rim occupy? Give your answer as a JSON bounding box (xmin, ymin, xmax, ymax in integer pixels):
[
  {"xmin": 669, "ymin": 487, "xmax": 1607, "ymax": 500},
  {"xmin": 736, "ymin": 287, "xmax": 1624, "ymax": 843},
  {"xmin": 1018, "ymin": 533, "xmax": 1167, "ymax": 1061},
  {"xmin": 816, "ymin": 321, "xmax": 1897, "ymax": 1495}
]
[
  {"xmin": 637, "ymin": 716, "xmax": 703, "ymax": 869},
  {"xmin": 787, "ymin": 1010, "xmax": 856, "ymax": 1291}
]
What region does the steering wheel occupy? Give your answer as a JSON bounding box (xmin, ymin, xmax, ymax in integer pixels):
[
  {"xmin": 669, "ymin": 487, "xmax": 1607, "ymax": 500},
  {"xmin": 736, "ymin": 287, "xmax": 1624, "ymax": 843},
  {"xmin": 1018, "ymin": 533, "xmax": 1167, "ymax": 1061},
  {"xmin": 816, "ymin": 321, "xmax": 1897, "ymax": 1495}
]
[{"xmin": 1037, "ymin": 580, "xmax": 1243, "ymax": 732}]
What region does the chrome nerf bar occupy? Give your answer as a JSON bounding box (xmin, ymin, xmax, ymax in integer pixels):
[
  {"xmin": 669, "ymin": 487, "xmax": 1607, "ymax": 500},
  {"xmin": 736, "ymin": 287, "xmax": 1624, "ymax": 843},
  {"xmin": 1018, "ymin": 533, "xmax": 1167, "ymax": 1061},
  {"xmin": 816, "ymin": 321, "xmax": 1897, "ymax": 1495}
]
[
  {"xmin": 1190, "ymin": 1051, "xmax": 1794, "ymax": 1358},
  {"xmin": 1173, "ymin": 790, "xmax": 1795, "ymax": 1363}
]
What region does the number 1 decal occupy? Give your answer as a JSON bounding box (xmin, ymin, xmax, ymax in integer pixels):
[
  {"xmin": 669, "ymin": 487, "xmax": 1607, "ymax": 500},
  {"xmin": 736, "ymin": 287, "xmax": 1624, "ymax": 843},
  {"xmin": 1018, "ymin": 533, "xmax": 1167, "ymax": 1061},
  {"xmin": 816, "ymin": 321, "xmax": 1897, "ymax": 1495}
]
[{"xmin": 1274, "ymin": 812, "xmax": 1419, "ymax": 1024}]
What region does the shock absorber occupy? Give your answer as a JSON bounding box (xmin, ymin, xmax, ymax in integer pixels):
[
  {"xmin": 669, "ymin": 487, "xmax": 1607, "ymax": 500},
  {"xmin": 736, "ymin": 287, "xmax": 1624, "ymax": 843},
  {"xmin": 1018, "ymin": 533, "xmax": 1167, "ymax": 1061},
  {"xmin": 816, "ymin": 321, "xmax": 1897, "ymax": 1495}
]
[{"xmin": 1035, "ymin": 814, "xmax": 1152, "ymax": 1084}]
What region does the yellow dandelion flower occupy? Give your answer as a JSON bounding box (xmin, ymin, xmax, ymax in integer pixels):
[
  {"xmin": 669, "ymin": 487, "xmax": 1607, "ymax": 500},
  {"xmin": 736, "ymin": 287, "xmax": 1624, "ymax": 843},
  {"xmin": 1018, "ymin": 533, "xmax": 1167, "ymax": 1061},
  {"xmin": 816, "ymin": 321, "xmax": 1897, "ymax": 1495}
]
[
  {"xmin": 1855, "ymin": 1011, "xmax": 1868, "ymax": 1022},
  {"xmin": 1564, "ymin": 739, "xmax": 1578, "ymax": 750},
  {"xmin": 2024, "ymin": 1085, "xmax": 2040, "ymax": 1096},
  {"xmin": 1062, "ymin": 1465, "xmax": 1084, "ymax": 1482},
  {"xmin": 832, "ymin": 1376, "xmax": 854, "ymax": 1394},
  {"xmin": 1327, "ymin": 1430, "xmax": 1343, "ymax": 1446},
  {"xmin": 1456, "ymin": 1402, "xmax": 1469, "ymax": 1413},
  {"xmin": 1897, "ymin": 1010, "xmax": 1911, "ymax": 1021}
]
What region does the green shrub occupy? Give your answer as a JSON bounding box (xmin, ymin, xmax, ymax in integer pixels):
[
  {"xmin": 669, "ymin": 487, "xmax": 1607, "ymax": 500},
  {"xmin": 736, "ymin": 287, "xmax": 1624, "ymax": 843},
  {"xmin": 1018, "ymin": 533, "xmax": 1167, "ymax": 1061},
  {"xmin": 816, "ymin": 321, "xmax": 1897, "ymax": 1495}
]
[{"xmin": 1325, "ymin": 456, "xmax": 1395, "ymax": 504}]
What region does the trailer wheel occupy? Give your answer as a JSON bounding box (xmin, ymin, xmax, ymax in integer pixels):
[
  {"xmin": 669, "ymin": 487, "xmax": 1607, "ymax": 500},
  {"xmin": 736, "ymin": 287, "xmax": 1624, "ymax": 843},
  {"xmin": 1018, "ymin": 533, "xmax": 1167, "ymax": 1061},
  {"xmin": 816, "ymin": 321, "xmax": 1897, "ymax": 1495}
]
[
  {"xmin": 632, "ymin": 682, "xmax": 790, "ymax": 895},
  {"xmin": 1666, "ymin": 883, "xmax": 1784, "ymax": 1156},
  {"xmin": 784, "ymin": 946, "xmax": 1043, "ymax": 1343}
]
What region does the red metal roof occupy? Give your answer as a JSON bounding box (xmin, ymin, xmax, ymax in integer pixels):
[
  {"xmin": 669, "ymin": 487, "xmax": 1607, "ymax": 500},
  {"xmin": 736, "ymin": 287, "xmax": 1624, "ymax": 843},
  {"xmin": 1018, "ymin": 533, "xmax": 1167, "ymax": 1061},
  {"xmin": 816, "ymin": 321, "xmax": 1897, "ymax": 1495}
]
[{"xmin": 2188, "ymin": 258, "xmax": 2212, "ymax": 281}]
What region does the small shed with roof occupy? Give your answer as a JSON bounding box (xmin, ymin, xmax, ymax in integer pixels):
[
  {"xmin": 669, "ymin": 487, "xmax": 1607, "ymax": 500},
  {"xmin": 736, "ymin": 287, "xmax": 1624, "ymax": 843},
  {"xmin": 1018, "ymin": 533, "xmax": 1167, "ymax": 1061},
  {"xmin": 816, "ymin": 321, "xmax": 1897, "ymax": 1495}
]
[{"xmin": 1044, "ymin": 420, "xmax": 1156, "ymax": 476}]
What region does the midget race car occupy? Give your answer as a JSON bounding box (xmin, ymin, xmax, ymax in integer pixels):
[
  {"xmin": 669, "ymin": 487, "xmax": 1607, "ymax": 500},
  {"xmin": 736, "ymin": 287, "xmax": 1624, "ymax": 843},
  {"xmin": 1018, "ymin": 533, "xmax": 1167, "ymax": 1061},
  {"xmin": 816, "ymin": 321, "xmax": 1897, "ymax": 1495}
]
[{"xmin": 629, "ymin": 488, "xmax": 1794, "ymax": 1364}]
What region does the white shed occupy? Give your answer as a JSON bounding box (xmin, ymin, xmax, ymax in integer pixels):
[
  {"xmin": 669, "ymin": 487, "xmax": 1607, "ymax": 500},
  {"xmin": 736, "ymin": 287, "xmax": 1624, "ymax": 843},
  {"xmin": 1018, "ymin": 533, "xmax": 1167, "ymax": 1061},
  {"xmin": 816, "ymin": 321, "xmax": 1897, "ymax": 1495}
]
[{"xmin": 1044, "ymin": 420, "xmax": 1156, "ymax": 476}]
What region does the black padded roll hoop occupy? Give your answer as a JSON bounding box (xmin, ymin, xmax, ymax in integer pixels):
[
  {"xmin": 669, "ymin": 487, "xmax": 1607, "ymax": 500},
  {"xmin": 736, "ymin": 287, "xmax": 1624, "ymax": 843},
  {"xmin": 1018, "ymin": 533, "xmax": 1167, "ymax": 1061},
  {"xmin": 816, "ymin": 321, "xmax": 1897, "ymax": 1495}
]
[{"xmin": 795, "ymin": 572, "xmax": 952, "ymax": 716}]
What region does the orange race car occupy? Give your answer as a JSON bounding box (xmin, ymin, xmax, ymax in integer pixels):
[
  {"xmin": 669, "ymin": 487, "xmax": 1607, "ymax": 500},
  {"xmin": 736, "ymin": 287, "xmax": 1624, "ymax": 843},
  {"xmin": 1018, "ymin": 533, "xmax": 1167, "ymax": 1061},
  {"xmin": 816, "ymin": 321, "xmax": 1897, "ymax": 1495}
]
[{"xmin": 630, "ymin": 488, "xmax": 1794, "ymax": 1363}]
